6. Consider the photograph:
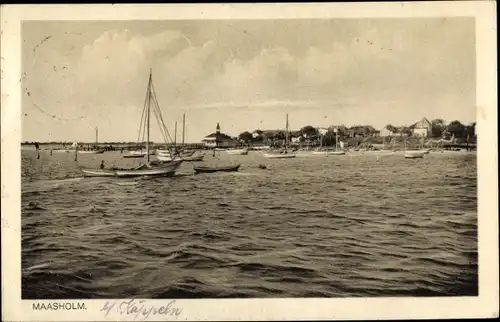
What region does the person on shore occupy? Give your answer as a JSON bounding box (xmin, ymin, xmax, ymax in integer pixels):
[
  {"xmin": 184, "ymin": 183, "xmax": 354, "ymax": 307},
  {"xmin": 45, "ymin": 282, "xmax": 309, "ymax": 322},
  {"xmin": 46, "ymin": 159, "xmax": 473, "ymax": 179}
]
[{"xmin": 100, "ymin": 160, "xmax": 105, "ymax": 169}]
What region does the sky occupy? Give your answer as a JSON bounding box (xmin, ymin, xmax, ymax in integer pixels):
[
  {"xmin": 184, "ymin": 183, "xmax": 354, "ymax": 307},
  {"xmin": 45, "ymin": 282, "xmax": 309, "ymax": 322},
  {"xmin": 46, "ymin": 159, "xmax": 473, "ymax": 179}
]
[{"xmin": 22, "ymin": 18, "xmax": 476, "ymax": 143}]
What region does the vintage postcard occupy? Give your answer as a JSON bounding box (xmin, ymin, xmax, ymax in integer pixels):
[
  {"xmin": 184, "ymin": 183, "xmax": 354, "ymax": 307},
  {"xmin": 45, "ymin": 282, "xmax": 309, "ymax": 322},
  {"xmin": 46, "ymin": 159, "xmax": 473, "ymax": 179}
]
[{"xmin": 1, "ymin": 1, "xmax": 498, "ymax": 321}]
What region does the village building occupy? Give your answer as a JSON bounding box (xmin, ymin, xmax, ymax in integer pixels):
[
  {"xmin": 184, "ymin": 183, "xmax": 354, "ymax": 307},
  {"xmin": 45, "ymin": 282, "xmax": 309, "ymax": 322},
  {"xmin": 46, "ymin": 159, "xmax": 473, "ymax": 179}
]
[
  {"xmin": 202, "ymin": 123, "xmax": 239, "ymax": 148},
  {"xmin": 328, "ymin": 125, "xmax": 348, "ymax": 135},
  {"xmin": 348, "ymin": 125, "xmax": 379, "ymax": 138},
  {"xmin": 409, "ymin": 117, "xmax": 432, "ymax": 137},
  {"xmin": 379, "ymin": 125, "xmax": 395, "ymax": 137},
  {"xmin": 252, "ymin": 129, "xmax": 264, "ymax": 139},
  {"xmin": 317, "ymin": 127, "xmax": 329, "ymax": 136}
]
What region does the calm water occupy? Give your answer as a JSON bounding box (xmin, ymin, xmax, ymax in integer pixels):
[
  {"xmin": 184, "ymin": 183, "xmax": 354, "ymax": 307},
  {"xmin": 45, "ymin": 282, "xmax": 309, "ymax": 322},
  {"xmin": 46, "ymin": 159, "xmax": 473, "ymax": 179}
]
[{"xmin": 21, "ymin": 149, "xmax": 478, "ymax": 298}]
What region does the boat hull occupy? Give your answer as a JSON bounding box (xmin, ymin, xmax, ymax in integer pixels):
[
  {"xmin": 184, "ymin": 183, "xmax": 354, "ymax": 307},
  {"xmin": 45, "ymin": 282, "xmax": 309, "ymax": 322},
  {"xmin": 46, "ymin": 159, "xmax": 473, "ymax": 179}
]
[
  {"xmin": 263, "ymin": 152, "xmax": 296, "ymax": 159},
  {"xmin": 312, "ymin": 151, "xmax": 346, "ymax": 156},
  {"xmin": 404, "ymin": 151, "xmax": 425, "ymax": 158},
  {"xmin": 123, "ymin": 155, "xmax": 145, "ymax": 159},
  {"xmin": 226, "ymin": 149, "xmax": 249, "ymax": 155},
  {"xmin": 114, "ymin": 161, "xmax": 183, "ymax": 177},
  {"xmin": 157, "ymin": 154, "xmax": 204, "ymax": 162},
  {"xmin": 81, "ymin": 168, "xmax": 116, "ymax": 177},
  {"xmin": 78, "ymin": 150, "xmax": 104, "ymax": 154},
  {"xmin": 194, "ymin": 164, "xmax": 240, "ymax": 174},
  {"xmin": 182, "ymin": 155, "xmax": 204, "ymax": 161},
  {"xmin": 252, "ymin": 146, "xmax": 271, "ymax": 151},
  {"xmin": 129, "ymin": 150, "xmax": 155, "ymax": 156}
]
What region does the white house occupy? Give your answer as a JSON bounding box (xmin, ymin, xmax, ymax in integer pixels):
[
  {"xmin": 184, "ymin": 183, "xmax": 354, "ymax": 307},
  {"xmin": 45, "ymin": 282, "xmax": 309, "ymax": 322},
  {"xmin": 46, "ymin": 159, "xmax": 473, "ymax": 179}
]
[
  {"xmin": 379, "ymin": 126, "xmax": 395, "ymax": 137},
  {"xmin": 202, "ymin": 123, "xmax": 239, "ymax": 148},
  {"xmin": 410, "ymin": 117, "xmax": 432, "ymax": 137},
  {"xmin": 202, "ymin": 133, "xmax": 239, "ymax": 148},
  {"xmin": 317, "ymin": 127, "xmax": 329, "ymax": 136}
]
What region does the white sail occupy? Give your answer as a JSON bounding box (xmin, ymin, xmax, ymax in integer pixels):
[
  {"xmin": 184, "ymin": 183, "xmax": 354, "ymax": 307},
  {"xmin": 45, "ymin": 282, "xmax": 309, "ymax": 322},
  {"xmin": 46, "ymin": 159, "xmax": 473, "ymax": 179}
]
[{"xmin": 81, "ymin": 69, "xmax": 182, "ymax": 177}]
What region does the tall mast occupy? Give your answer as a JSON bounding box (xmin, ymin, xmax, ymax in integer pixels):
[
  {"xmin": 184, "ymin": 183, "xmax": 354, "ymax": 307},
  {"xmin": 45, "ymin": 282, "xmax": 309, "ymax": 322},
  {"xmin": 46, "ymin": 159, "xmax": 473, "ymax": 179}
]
[
  {"xmin": 174, "ymin": 121, "xmax": 178, "ymax": 148},
  {"xmin": 182, "ymin": 113, "xmax": 186, "ymax": 146},
  {"xmin": 335, "ymin": 128, "xmax": 338, "ymax": 150},
  {"xmin": 146, "ymin": 69, "xmax": 152, "ymax": 163},
  {"xmin": 285, "ymin": 113, "xmax": 289, "ymax": 151},
  {"xmin": 95, "ymin": 126, "xmax": 98, "ymax": 148}
]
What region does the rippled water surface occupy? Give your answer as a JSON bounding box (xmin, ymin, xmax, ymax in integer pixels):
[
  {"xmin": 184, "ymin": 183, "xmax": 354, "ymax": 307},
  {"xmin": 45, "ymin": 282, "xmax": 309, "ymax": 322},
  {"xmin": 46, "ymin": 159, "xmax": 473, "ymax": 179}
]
[{"xmin": 21, "ymin": 149, "xmax": 477, "ymax": 298}]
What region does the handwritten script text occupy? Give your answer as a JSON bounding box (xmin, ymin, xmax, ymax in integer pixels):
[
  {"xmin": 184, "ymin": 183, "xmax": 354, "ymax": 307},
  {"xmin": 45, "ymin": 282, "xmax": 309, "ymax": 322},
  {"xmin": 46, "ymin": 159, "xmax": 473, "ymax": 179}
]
[{"xmin": 101, "ymin": 299, "xmax": 183, "ymax": 320}]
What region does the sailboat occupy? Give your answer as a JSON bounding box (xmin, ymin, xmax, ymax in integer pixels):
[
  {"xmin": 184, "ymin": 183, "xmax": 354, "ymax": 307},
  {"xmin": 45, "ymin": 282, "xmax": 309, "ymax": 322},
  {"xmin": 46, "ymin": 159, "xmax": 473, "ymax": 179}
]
[
  {"xmin": 312, "ymin": 131, "xmax": 327, "ymax": 155},
  {"xmin": 403, "ymin": 137, "xmax": 425, "ymax": 159},
  {"xmin": 81, "ymin": 69, "xmax": 183, "ymax": 178},
  {"xmin": 419, "ymin": 136, "xmax": 430, "ymax": 154},
  {"xmin": 313, "ymin": 128, "xmax": 345, "ymax": 155},
  {"xmin": 157, "ymin": 113, "xmax": 204, "ymax": 162},
  {"xmin": 263, "ymin": 113, "xmax": 296, "ymax": 159},
  {"xmin": 365, "ymin": 136, "xmax": 394, "ymax": 155},
  {"xmin": 379, "ymin": 136, "xmax": 394, "ymax": 153},
  {"xmin": 78, "ymin": 127, "xmax": 104, "ymax": 154}
]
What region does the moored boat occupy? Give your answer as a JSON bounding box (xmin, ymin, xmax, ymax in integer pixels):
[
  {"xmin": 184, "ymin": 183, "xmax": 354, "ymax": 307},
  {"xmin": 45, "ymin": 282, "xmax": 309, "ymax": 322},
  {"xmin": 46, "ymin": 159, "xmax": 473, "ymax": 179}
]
[
  {"xmin": 123, "ymin": 154, "xmax": 145, "ymax": 159},
  {"xmin": 78, "ymin": 150, "xmax": 104, "ymax": 154},
  {"xmin": 129, "ymin": 150, "xmax": 155, "ymax": 156},
  {"xmin": 312, "ymin": 127, "xmax": 345, "ymax": 156},
  {"xmin": 263, "ymin": 151, "xmax": 296, "ymax": 158},
  {"xmin": 182, "ymin": 154, "xmax": 204, "ymax": 161},
  {"xmin": 80, "ymin": 168, "xmax": 116, "ymax": 177},
  {"xmin": 263, "ymin": 113, "xmax": 296, "ymax": 159},
  {"xmin": 403, "ymin": 135, "xmax": 425, "ymax": 158},
  {"xmin": 115, "ymin": 160, "xmax": 183, "ymax": 177},
  {"xmin": 157, "ymin": 153, "xmax": 204, "ymax": 162},
  {"xmin": 312, "ymin": 150, "xmax": 346, "ymax": 156},
  {"xmin": 78, "ymin": 127, "xmax": 105, "ymax": 154},
  {"xmin": 79, "ymin": 69, "xmax": 183, "ymax": 177},
  {"xmin": 193, "ymin": 164, "xmax": 241, "ymax": 174},
  {"xmin": 226, "ymin": 148, "xmax": 249, "ymax": 155},
  {"xmin": 404, "ymin": 151, "xmax": 425, "ymax": 158},
  {"xmin": 252, "ymin": 145, "xmax": 271, "ymax": 151}
]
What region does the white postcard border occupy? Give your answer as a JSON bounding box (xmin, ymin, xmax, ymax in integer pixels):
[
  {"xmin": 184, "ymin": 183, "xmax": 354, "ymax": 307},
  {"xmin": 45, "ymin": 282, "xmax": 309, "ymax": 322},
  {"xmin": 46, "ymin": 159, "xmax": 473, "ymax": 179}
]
[{"xmin": 1, "ymin": 2, "xmax": 498, "ymax": 321}]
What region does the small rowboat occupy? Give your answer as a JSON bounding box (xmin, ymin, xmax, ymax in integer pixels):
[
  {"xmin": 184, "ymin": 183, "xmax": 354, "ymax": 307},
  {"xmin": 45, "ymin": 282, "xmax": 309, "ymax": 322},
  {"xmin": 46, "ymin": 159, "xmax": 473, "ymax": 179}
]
[
  {"xmin": 182, "ymin": 154, "xmax": 204, "ymax": 161},
  {"xmin": 263, "ymin": 152, "xmax": 296, "ymax": 159},
  {"xmin": 78, "ymin": 150, "xmax": 105, "ymax": 154},
  {"xmin": 193, "ymin": 164, "xmax": 241, "ymax": 174},
  {"xmin": 123, "ymin": 154, "xmax": 145, "ymax": 159},
  {"xmin": 404, "ymin": 151, "xmax": 425, "ymax": 159},
  {"xmin": 226, "ymin": 148, "xmax": 249, "ymax": 155}
]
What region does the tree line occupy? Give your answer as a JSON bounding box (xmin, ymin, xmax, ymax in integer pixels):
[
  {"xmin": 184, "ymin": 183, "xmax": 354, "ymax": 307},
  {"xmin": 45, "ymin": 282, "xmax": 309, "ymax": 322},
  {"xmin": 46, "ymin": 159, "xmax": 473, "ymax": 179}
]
[{"xmin": 236, "ymin": 119, "xmax": 476, "ymax": 145}]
